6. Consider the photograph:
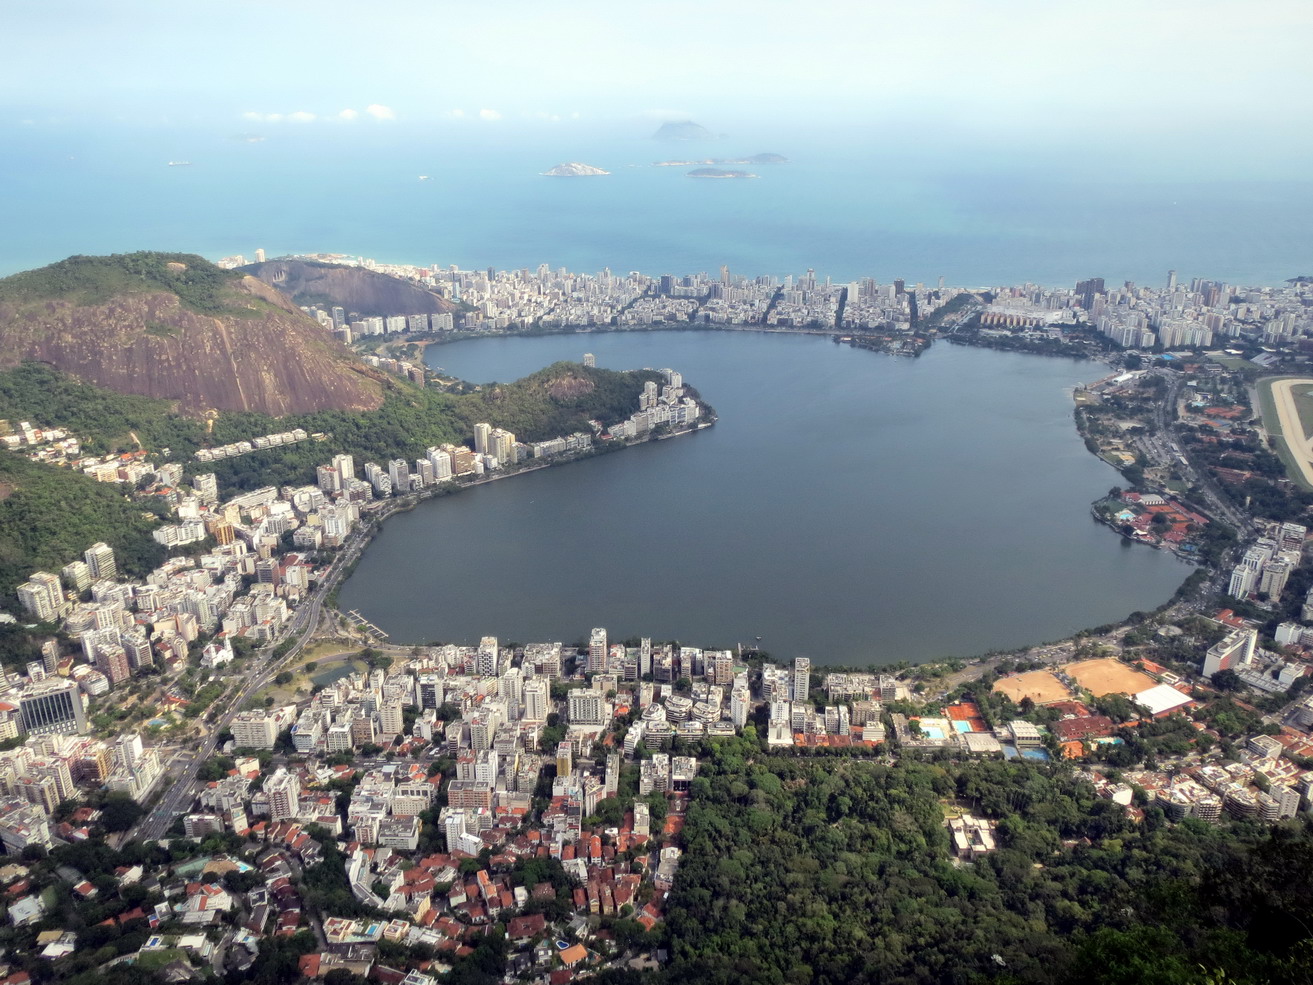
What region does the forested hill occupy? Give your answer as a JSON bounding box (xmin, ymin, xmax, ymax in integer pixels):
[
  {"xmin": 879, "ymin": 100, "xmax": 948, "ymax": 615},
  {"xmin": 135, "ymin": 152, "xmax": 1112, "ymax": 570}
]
[
  {"xmin": 649, "ymin": 739, "xmax": 1313, "ymax": 985},
  {"xmin": 0, "ymin": 450, "xmax": 164, "ymax": 605},
  {"xmin": 0, "ymin": 361, "xmax": 663, "ymax": 494}
]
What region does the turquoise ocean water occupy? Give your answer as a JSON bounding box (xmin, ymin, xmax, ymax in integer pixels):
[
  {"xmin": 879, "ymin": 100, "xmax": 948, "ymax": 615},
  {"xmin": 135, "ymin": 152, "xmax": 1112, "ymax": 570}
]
[{"xmin": 2, "ymin": 122, "xmax": 1309, "ymax": 286}]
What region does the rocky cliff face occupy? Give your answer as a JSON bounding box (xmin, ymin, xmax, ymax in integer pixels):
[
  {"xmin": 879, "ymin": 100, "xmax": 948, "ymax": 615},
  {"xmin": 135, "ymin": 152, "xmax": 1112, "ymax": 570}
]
[
  {"xmin": 243, "ymin": 259, "xmax": 457, "ymax": 319},
  {"xmin": 0, "ymin": 259, "xmax": 385, "ymax": 417}
]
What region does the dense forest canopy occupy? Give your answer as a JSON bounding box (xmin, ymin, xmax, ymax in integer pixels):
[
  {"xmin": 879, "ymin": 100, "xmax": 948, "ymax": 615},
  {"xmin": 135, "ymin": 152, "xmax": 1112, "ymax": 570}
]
[{"xmin": 655, "ymin": 741, "xmax": 1313, "ymax": 985}]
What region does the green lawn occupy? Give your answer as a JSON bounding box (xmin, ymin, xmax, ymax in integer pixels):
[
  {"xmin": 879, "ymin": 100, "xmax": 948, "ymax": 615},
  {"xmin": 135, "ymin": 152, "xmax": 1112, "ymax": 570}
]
[
  {"xmin": 1207, "ymin": 354, "xmax": 1263, "ymax": 370},
  {"xmin": 1256, "ymin": 376, "xmax": 1313, "ymax": 491}
]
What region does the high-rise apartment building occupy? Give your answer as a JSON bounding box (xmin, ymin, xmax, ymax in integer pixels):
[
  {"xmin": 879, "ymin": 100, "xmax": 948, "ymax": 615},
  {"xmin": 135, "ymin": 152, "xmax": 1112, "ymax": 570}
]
[
  {"xmin": 19, "ymin": 679, "xmax": 87, "ymax": 735},
  {"xmin": 473, "ymin": 422, "xmax": 492, "ymax": 456},
  {"xmin": 523, "ymin": 678, "xmax": 549, "ymax": 722},
  {"xmin": 793, "ymin": 657, "xmax": 811, "ymax": 702},
  {"xmin": 388, "ymin": 459, "xmax": 411, "ymax": 495},
  {"xmin": 17, "ymin": 573, "xmax": 65, "ymax": 622},
  {"xmin": 588, "ymin": 627, "xmax": 608, "ymax": 674},
  {"xmin": 266, "ymin": 768, "xmax": 301, "ymax": 821},
  {"xmin": 84, "ymin": 543, "xmax": 116, "ymax": 582}
]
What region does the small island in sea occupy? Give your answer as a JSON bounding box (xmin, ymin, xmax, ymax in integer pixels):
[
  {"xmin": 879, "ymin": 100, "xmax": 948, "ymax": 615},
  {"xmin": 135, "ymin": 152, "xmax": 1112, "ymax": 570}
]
[
  {"xmin": 656, "ymin": 152, "xmax": 787, "ymax": 166},
  {"xmin": 541, "ymin": 162, "xmax": 610, "ymax": 176},
  {"xmin": 653, "ymin": 119, "xmax": 714, "ymax": 140},
  {"xmin": 687, "ymin": 167, "xmax": 757, "ymax": 179}
]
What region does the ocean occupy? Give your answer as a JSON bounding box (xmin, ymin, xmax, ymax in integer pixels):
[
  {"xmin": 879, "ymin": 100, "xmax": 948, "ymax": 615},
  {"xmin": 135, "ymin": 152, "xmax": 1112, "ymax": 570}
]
[{"xmin": 2, "ymin": 121, "xmax": 1309, "ymax": 288}]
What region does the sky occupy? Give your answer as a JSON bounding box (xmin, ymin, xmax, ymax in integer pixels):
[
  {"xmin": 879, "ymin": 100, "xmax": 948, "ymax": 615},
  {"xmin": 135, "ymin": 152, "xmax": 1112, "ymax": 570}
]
[{"xmin": 4, "ymin": 0, "xmax": 1312, "ymax": 160}]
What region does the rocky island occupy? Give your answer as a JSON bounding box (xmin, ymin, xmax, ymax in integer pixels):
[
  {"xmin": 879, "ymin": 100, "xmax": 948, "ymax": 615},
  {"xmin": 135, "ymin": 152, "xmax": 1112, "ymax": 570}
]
[
  {"xmin": 687, "ymin": 167, "xmax": 758, "ymax": 179},
  {"xmin": 541, "ymin": 162, "xmax": 610, "ymax": 176}
]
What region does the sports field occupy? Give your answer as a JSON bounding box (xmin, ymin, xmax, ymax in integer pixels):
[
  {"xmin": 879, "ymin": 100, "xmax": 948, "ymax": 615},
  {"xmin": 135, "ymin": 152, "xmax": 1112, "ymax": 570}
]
[
  {"xmin": 993, "ymin": 670, "xmax": 1071, "ymax": 705},
  {"xmin": 1065, "ymin": 657, "xmax": 1157, "ymax": 697}
]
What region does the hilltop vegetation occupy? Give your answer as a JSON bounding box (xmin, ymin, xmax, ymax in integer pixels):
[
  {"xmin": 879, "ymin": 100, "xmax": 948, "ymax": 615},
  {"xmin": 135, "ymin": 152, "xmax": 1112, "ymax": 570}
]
[
  {"xmin": 0, "ymin": 251, "xmax": 241, "ymax": 314},
  {"xmin": 0, "ymin": 360, "xmax": 663, "ymax": 494},
  {"xmin": 656, "ymin": 744, "xmax": 1313, "ymax": 985},
  {"xmin": 0, "ymin": 449, "xmax": 164, "ymax": 604}
]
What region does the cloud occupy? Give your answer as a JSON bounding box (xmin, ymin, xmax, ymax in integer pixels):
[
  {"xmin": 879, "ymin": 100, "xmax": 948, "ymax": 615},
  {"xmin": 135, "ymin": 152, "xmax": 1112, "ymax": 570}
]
[
  {"xmin": 242, "ymin": 111, "xmax": 283, "ymax": 123},
  {"xmin": 478, "ymin": 108, "xmax": 501, "ymax": 121},
  {"xmin": 444, "ymin": 108, "xmax": 465, "ymax": 119},
  {"xmin": 642, "ymin": 108, "xmax": 690, "ymax": 120},
  {"xmin": 337, "ymin": 108, "xmax": 359, "ymax": 121},
  {"xmin": 366, "ymin": 103, "xmax": 395, "ymax": 120},
  {"xmin": 287, "ymin": 110, "xmax": 317, "ymax": 123}
]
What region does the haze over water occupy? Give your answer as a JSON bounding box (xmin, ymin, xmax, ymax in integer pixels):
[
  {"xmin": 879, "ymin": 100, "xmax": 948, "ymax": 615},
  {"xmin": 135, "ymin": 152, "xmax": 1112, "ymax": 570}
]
[
  {"xmin": 2, "ymin": 124, "xmax": 1308, "ymax": 289},
  {"xmin": 338, "ymin": 332, "xmax": 1185, "ymax": 665}
]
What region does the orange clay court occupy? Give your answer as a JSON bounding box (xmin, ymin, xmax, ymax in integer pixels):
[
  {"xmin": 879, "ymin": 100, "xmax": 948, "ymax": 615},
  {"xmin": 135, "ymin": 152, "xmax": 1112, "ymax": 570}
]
[
  {"xmin": 993, "ymin": 670, "xmax": 1071, "ymax": 705},
  {"xmin": 1064, "ymin": 657, "xmax": 1157, "ymax": 697}
]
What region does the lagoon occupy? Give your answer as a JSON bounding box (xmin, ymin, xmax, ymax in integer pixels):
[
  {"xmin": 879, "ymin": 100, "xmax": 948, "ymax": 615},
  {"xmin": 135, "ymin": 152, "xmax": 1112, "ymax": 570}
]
[{"xmin": 336, "ymin": 331, "xmax": 1185, "ymax": 665}]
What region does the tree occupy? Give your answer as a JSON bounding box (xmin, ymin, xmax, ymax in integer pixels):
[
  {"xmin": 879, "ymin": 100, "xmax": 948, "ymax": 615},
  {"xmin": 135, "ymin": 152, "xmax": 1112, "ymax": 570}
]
[
  {"xmin": 100, "ymin": 792, "xmax": 144, "ymax": 832},
  {"xmin": 1211, "ymin": 669, "xmax": 1243, "ymax": 692}
]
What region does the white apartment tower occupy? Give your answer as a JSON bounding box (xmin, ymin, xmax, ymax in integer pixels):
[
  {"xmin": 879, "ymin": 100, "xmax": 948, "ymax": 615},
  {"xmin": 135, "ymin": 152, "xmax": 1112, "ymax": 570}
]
[
  {"xmin": 793, "ymin": 657, "xmax": 811, "ymax": 702},
  {"xmin": 473, "ymin": 422, "xmax": 492, "ymax": 456},
  {"xmin": 589, "ymin": 627, "xmax": 608, "ymax": 674},
  {"xmin": 523, "ymin": 678, "xmax": 549, "ymax": 722},
  {"xmin": 84, "ymin": 543, "xmax": 117, "ymax": 582},
  {"xmin": 388, "ymin": 459, "xmax": 411, "ymax": 495},
  {"xmin": 266, "ymin": 768, "xmax": 301, "ymax": 821}
]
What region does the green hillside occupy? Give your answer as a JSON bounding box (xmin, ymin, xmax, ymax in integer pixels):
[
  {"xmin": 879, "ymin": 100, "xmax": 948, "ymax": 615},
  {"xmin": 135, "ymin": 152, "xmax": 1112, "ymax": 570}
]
[
  {"xmin": 0, "ymin": 450, "xmax": 165, "ymax": 606},
  {"xmin": 0, "ymin": 360, "xmax": 664, "ymax": 495},
  {"xmin": 0, "ymin": 251, "xmax": 242, "ymax": 314}
]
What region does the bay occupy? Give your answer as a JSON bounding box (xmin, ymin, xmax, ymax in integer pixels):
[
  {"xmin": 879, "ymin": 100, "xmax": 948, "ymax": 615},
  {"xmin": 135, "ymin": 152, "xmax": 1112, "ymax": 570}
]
[{"xmin": 336, "ymin": 332, "xmax": 1186, "ymax": 665}]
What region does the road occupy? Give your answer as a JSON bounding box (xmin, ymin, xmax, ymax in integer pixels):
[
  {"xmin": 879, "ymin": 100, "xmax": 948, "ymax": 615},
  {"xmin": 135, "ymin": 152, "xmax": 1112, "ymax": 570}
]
[
  {"xmin": 1134, "ymin": 371, "xmax": 1253, "ymax": 537},
  {"xmin": 130, "ymin": 520, "xmax": 374, "ymax": 842}
]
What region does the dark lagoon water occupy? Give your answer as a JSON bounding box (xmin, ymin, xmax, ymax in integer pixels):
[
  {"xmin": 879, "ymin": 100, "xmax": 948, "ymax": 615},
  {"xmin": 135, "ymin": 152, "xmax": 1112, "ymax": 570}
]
[{"xmin": 336, "ymin": 332, "xmax": 1186, "ymax": 665}]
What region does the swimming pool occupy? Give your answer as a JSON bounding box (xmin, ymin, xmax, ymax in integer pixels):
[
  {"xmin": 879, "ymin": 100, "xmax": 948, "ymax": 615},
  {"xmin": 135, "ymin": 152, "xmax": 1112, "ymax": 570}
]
[{"xmin": 920, "ymin": 726, "xmax": 946, "ymax": 740}]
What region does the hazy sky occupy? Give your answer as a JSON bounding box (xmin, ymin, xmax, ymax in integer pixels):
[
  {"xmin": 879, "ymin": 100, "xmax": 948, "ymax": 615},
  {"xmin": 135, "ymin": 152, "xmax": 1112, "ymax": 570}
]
[{"xmin": 5, "ymin": 0, "xmax": 1312, "ymax": 151}]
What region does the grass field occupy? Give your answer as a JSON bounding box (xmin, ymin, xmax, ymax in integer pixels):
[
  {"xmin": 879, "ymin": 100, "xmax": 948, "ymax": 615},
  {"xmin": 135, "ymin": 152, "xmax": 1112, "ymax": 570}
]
[
  {"xmin": 1290, "ymin": 382, "xmax": 1313, "ymax": 438},
  {"xmin": 994, "ymin": 670, "xmax": 1071, "ymax": 705},
  {"xmin": 1065, "ymin": 657, "xmax": 1157, "ymax": 697},
  {"xmin": 1207, "ymin": 354, "xmax": 1263, "ymax": 371},
  {"xmin": 1256, "ymin": 376, "xmax": 1313, "ymax": 491}
]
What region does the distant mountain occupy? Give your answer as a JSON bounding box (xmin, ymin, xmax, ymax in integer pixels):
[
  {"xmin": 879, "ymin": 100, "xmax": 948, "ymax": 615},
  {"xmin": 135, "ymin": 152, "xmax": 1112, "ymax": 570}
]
[
  {"xmin": 243, "ymin": 258, "xmax": 458, "ymax": 319},
  {"xmin": 653, "ymin": 120, "xmax": 715, "ymax": 140},
  {"xmin": 0, "ymin": 252, "xmax": 385, "ymax": 417},
  {"xmin": 542, "ymin": 162, "xmax": 610, "ymax": 176}
]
